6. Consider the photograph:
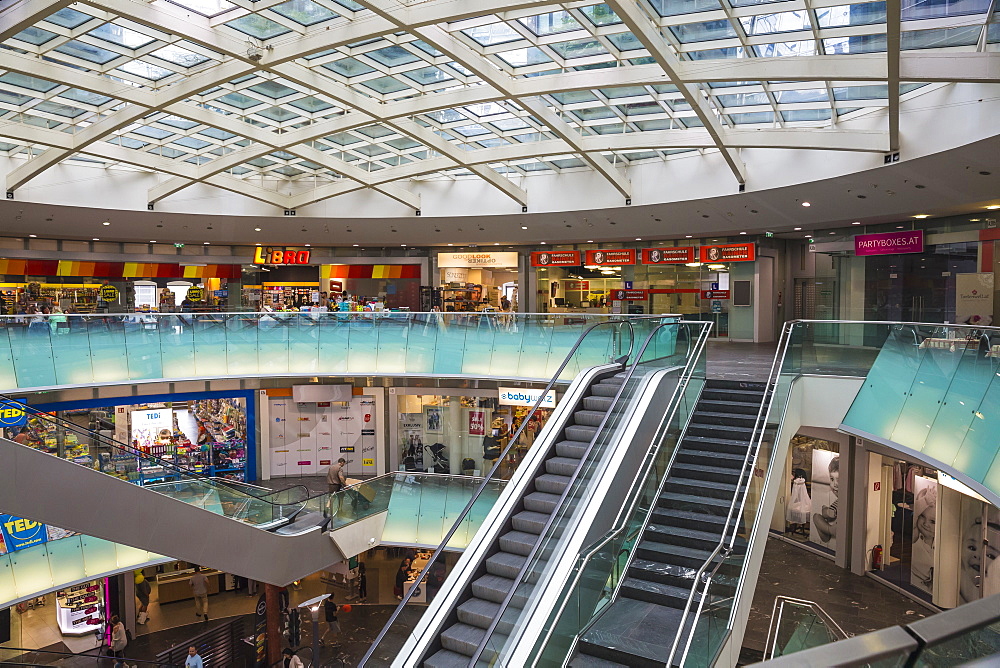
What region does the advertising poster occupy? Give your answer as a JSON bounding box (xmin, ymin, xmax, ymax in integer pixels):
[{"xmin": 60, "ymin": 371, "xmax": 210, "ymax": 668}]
[
  {"xmin": 809, "ymin": 450, "xmax": 840, "ymax": 552},
  {"xmin": 0, "ymin": 514, "xmax": 48, "ymax": 552},
  {"xmin": 130, "ymin": 408, "xmax": 172, "ymax": 450},
  {"xmin": 399, "ymin": 413, "xmax": 424, "ymax": 469},
  {"xmin": 909, "ymin": 476, "xmax": 937, "ymax": 594},
  {"xmin": 959, "ymin": 498, "xmax": 1000, "ymax": 603},
  {"xmin": 469, "ymin": 410, "xmax": 485, "ymax": 436},
  {"xmin": 955, "ymin": 273, "xmax": 994, "ymax": 326},
  {"xmin": 424, "ymin": 407, "xmax": 442, "ymax": 434}
]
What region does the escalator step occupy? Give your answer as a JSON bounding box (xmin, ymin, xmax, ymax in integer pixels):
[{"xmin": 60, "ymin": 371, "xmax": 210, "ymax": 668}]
[
  {"xmin": 439, "ymin": 622, "xmax": 485, "ymax": 656},
  {"xmin": 582, "ymin": 395, "xmax": 614, "ymax": 412},
  {"xmin": 471, "ymin": 574, "xmax": 514, "ymax": 603},
  {"xmin": 498, "ymin": 530, "xmax": 538, "ymax": 556},
  {"xmin": 591, "ymin": 384, "xmax": 621, "ymax": 397},
  {"xmin": 425, "ymin": 648, "xmax": 474, "ymax": 668},
  {"xmin": 545, "ymin": 456, "xmax": 581, "ymax": 477},
  {"xmin": 486, "ymin": 551, "xmax": 527, "ymax": 579},
  {"xmin": 573, "ymin": 410, "xmax": 608, "ymax": 427},
  {"xmin": 512, "ymin": 511, "xmax": 550, "ymax": 535},
  {"xmin": 524, "ymin": 491, "xmax": 561, "ymax": 514},
  {"xmin": 555, "ymin": 440, "xmax": 591, "ymax": 459},
  {"xmin": 535, "ymin": 473, "xmax": 571, "ymax": 494},
  {"xmin": 457, "ymin": 598, "xmax": 501, "ymax": 629},
  {"xmin": 565, "ymin": 424, "xmax": 598, "ymax": 442}
]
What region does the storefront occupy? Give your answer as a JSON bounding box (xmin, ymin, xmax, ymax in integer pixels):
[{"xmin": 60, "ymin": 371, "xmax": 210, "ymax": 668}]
[
  {"xmin": 390, "ymin": 387, "xmax": 554, "ymax": 478},
  {"xmin": 0, "ymin": 259, "xmax": 241, "ymax": 313},
  {"xmin": 433, "ymin": 252, "xmax": 520, "ymax": 311}
]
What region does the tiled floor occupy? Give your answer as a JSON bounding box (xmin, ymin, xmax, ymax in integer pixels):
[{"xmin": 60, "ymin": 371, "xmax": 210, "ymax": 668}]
[{"xmin": 706, "ymin": 341, "xmax": 778, "ymax": 381}]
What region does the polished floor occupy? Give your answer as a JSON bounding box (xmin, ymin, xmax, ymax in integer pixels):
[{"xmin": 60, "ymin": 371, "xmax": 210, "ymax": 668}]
[{"xmin": 706, "ymin": 341, "xmax": 778, "ymax": 381}]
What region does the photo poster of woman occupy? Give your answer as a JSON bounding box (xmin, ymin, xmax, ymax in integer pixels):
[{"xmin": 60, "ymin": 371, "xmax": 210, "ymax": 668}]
[
  {"xmin": 958, "ymin": 497, "xmax": 1000, "ymax": 604},
  {"xmin": 399, "ymin": 413, "xmax": 424, "ymax": 470},
  {"xmin": 909, "ymin": 476, "xmax": 937, "ymax": 594},
  {"xmin": 810, "ymin": 449, "xmax": 840, "ymax": 552}
]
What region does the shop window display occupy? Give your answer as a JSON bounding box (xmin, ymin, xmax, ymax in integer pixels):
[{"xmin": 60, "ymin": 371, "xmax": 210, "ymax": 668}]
[
  {"xmin": 396, "ymin": 394, "xmax": 551, "ymax": 478},
  {"xmin": 783, "ymin": 434, "xmax": 841, "ymax": 555}
]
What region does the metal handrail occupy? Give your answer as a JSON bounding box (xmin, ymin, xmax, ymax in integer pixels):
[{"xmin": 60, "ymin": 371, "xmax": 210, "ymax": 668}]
[
  {"xmin": 467, "ymin": 320, "xmax": 705, "ymax": 665},
  {"xmin": 532, "ymin": 322, "xmax": 713, "ymax": 664},
  {"xmin": 358, "ymin": 317, "xmax": 651, "ymax": 666},
  {"xmin": 0, "ymin": 646, "xmax": 180, "ymax": 666},
  {"xmin": 764, "ymin": 595, "xmax": 849, "ymax": 660}
]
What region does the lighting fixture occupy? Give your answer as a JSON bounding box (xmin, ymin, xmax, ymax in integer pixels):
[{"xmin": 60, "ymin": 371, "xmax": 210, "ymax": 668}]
[
  {"xmin": 102, "ymin": 221, "xmax": 110, "ymax": 226},
  {"xmin": 852, "ymin": 221, "xmax": 861, "ymax": 225},
  {"xmin": 685, "ymin": 235, "xmax": 692, "ymax": 238},
  {"xmin": 353, "ymin": 244, "xmax": 359, "ymax": 247},
  {"xmin": 204, "ymin": 242, "xmax": 210, "ymax": 245},
  {"xmin": 685, "ymin": 262, "xmax": 702, "ymax": 267},
  {"xmin": 707, "ymin": 264, "xmax": 726, "ymax": 270},
  {"xmin": 447, "ymin": 243, "xmax": 453, "ymax": 246},
  {"xmin": 793, "ymin": 227, "xmax": 802, "ymax": 231},
  {"xmin": 150, "ymin": 240, "xmax": 156, "ymax": 243},
  {"xmin": 801, "ymin": 202, "xmax": 811, "ymax": 207},
  {"xmin": 305, "ymin": 244, "xmax": 311, "ymax": 247},
  {"xmin": 587, "ymin": 240, "xmax": 594, "ymax": 243},
  {"xmin": 495, "ymin": 242, "xmax": 500, "ymax": 245},
  {"xmin": 401, "ymin": 244, "xmax": 406, "ymax": 247},
  {"xmin": 92, "ymin": 238, "xmax": 99, "ymax": 241},
  {"xmin": 28, "ymin": 234, "xmax": 36, "ymax": 238},
  {"xmin": 739, "ymin": 231, "xmax": 747, "ymax": 235},
  {"xmin": 521, "ymin": 226, "xmax": 528, "ymax": 229},
  {"xmin": 913, "ymin": 214, "xmax": 930, "ymax": 219},
  {"xmin": 896, "ymin": 225, "xmax": 905, "ymax": 229},
  {"xmin": 254, "ymin": 227, "xmax": 261, "ymax": 232},
  {"xmin": 541, "ymin": 241, "xmax": 547, "ymax": 244},
  {"xmin": 256, "ymin": 243, "xmax": 261, "ymax": 246},
  {"xmin": 635, "ymin": 238, "xmax": 642, "ymax": 241},
  {"xmin": 986, "ymin": 205, "xmax": 1000, "ymax": 210}
]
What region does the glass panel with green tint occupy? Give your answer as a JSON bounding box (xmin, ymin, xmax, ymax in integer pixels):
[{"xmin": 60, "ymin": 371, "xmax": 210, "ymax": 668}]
[
  {"xmin": 766, "ymin": 598, "xmax": 847, "ymax": 659},
  {"xmin": 472, "ymin": 321, "xmax": 708, "ymax": 666}
]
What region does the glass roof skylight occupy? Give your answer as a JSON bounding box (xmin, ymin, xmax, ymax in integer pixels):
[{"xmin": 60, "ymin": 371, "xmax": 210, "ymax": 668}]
[{"xmin": 0, "ymin": 0, "xmax": 990, "ymax": 210}]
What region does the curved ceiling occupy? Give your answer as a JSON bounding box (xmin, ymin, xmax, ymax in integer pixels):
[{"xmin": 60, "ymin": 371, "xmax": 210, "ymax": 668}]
[{"xmin": 0, "ymin": 0, "xmax": 998, "ymax": 224}]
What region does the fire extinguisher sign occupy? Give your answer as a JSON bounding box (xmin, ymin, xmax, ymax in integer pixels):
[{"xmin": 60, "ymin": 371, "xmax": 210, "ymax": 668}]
[{"xmin": 873, "ymin": 481, "xmax": 881, "ymax": 491}]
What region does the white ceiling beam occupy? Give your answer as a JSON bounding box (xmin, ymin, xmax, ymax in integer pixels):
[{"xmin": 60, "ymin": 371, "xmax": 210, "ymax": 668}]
[
  {"xmin": 0, "ymin": 0, "xmax": 73, "ymax": 40},
  {"xmin": 887, "ymin": 0, "xmax": 901, "ymax": 151},
  {"xmin": 605, "ymin": 0, "xmax": 747, "ymax": 185}
]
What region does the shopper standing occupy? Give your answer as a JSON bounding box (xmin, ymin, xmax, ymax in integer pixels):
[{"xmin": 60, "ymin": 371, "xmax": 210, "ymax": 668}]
[
  {"xmin": 394, "ymin": 563, "xmax": 408, "ymax": 601},
  {"xmin": 185, "ymin": 646, "xmax": 204, "ymax": 668},
  {"xmin": 357, "ymin": 562, "xmax": 367, "ymax": 602},
  {"xmin": 134, "ymin": 570, "xmax": 152, "ymax": 624},
  {"xmin": 321, "ymin": 598, "xmax": 340, "ymax": 646},
  {"xmin": 326, "ymin": 458, "xmax": 347, "ymax": 515},
  {"xmin": 189, "ymin": 567, "xmax": 209, "ymax": 620},
  {"xmin": 282, "ymin": 648, "xmax": 304, "ymax": 668},
  {"xmin": 109, "ymin": 615, "xmax": 128, "ymax": 666}
]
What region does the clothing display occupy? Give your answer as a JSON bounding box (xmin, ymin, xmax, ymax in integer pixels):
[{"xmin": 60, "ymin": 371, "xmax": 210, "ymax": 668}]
[{"xmin": 787, "ymin": 477, "xmax": 812, "ymax": 524}]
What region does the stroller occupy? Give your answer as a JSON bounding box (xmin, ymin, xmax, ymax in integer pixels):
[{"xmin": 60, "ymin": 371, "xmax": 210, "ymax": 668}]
[{"xmin": 424, "ymin": 443, "xmax": 449, "ymax": 474}]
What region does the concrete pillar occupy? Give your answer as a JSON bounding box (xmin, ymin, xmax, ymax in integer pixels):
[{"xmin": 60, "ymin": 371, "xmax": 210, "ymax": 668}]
[{"xmin": 265, "ymin": 583, "xmax": 284, "ymax": 667}]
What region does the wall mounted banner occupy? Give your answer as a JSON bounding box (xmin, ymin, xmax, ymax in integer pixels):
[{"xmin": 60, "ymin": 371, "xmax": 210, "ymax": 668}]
[
  {"xmin": 0, "ymin": 399, "xmax": 27, "ymax": 428},
  {"xmin": 641, "ymin": 247, "xmax": 696, "ymax": 264},
  {"xmin": 611, "ymin": 289, "xmax": 648, "ymax": 301},
  {"xmin": 585, "ymin": 249, "xmax": 636, "ymax": 265},
  {"xmin": 955, "ymin": 273, "xmax": 994, "ymax": 326},
  {"xmin": 437, "ymin": 252, "xmax": 518, "ymax": 268},
  {"xmin": 498, "ymin": 388, "xmax": 556, "ymax": 408},
  {"xmin": 701, "ymin": 290, "xmax": 730, "ymax": 299},
  {"xmin": 854, "ymin": 230, "xmax": 924, "ymax": 256},
  {"xmin": 699, "ymin": 243, "xmax": 756, "ymax": 262},
  {"xmin": 469, "ymin": 410, "xmax": 485, "ymax": 436},
  {"xmin": 0, "ymin": 515, "xmax": 48, "ymax": 552},
  {"xmin": 531, "ymin": 251, "xmax": 581, "ymax": 267}
]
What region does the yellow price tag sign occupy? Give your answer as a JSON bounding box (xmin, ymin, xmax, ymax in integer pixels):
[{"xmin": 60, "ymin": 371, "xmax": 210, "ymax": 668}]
[{"xmin": 362, "ymin": 458, "xmax": 374, "ymax": 466}]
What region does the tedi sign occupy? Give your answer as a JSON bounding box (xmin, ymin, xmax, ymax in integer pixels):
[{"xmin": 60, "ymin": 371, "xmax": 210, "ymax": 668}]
[{"xmin": 253, "ymin": 247, "xmax": 312, "ymax": 265}]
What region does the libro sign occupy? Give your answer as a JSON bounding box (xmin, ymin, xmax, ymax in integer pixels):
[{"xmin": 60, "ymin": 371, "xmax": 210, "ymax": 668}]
[
  {"xmin": 854, "ymin": 230, "xmax": 924, "ymax": 256},
  {"xmin": 498, "ymin": 387, "xmax": 557, "ymax": 408},
  {"xmin": 531, "ymin": 251, "xmax": 580, "ymax": 267},
  {"xmin": 253, "ymin": 247, "xmax": 312, "ymax": 265}
]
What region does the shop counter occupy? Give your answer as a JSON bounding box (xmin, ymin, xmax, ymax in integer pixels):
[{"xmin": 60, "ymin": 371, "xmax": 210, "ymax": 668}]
[{"xmin": 155, "ymin": 568, "xmax": 223, "ymax": 604}]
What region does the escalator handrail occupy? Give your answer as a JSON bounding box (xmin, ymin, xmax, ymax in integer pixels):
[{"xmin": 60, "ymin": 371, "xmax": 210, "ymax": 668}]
[
  {"xmin": 467, "ymin": 320, "xmax": 708, "ymax": 665},
  {"xmin": 531, "ymin": 320, "xmax": 713, "ymax": 662},
  {"xmin": 357, "ymin": 316, "xmax": 658, "ymax": 666},
  {"xmin": 0, "ymin": 646, "xmax": 179, "ymax": 666}
]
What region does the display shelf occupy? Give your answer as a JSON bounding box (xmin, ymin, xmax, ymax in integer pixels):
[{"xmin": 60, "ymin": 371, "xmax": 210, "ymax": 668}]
[{"xmin": 56, "ymin": 581, "xmax": 103, "ymax": 636}]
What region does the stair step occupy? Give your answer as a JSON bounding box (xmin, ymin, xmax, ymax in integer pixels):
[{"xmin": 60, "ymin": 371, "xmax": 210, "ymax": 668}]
[
  {"xmin": 619, "ymin": 577, "xmax": 691, "ymax": 608},
  {"xmin": 634, "ymin": 540, "xmax": 713, "ymax": 567},
  {"xmin": 644, "ymin": 523, "xmax": 723, "ymax": 549},
  {"xmin": 670, "ymin": 462, "xmax": 743, "ymax": 483},
  {"xmin": 535, "ymin": 473, "xmax": 570, "ymax": 495},
  {"xmin": 485, "ymin": 552, "xmax": 526, "ymax": 579},
  {"xmin": 439, "ymin": 622, "xmax": 484, "ymax": 656},
  {"xmin": 471, "ymin": 574, "xmax": 514, "ymax": 604},
  {"xmin": 675, "ymin": 448, "xmax": 746, "ymax": 468},
  {"xmin": 524, "ymin": 491, "xmax": 561, "ymax": 514},
  {"xmin": 512, "ymin": 510, "xmax": 550, "ymax": 535},
  {"xmin": 697, "ymin": 399, "xmax": 761, "ymax": 415},
  {"xmin": 692, "ymin": 410, "xmax": 758, "ymax": 426},
  {"xmin": 666, "ymin": 476, "xmax": 738, "ymax": 493},
  {"xmin": 498, "ymin": 531, "xmax": 538, "ymax": 556},
  {"xmin": 545, "ymin": 456, "xmax": 581, "ymax": 477},
  {"xmin": 627, "ymin": 557, "xmax": 699, "ymax": 589},
  {"xmin": 659, "ymin": 492, "xmax": 733, "ymax": 515},
  {"xmin": 681, "ymin": 434, "xmax": 752, "ymax": 451},
  {"xmin": 705, "ymin": 379, "xmax": 767, "ymax": 391},
  {"xmin": 651, "ymin": 507, "xmax": 733, "ymax": 532}
]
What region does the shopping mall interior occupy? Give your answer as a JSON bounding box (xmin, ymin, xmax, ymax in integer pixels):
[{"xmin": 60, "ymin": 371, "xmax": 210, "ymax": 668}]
[{"xmin": 0, "ymin": 0, "xmax": 998, "ymax": 665}]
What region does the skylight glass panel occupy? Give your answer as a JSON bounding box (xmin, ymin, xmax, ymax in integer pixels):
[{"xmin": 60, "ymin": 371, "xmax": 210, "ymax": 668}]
[
  {"xmin": 619, "ymin": 102, "xmax": 663, "ymax": 115},
  {"xmin": 581, "ymin": 4, "xmax": 623, "ymax": 25},
  {"xmin": 257, "ymin": 107, "xmax": 301, "ymax": 122},
  {"xmin": 901, "ymin": 0, "xmax": 989, "ymax": 20},
  {"xmin": 332, "ymin": 0, "xmax": 365, "ymax": 12},
  {"xmin": 901, "ymin": 25, "xmax": 980, "ymax": 49},
  {"xmin": 411, "ymin": 40, "xmax": 444, "ymax": 57},
  {"xmin": 403, "ymin": 67, "xmax": 455, "ymax": 86},
  {"xmin": 356, "ymin": 125, "xmax": 394, "ymax": 138},
  {"xmin": 216, "ymin": 92, "xmax": 265, "ymax": 109},
  {"xmin": 326, "ymin": 132, "xmax": 361, "ymax": 146},
  {"xmin": 366, "ymin": 45, "xmax": 421, "ymax": 67},
  {"xmin": 519, "ymin": 11, "xmax": 583, "ymax": 36},
  {"xmin": 54, "ymin": 41, "xmax": 121, "ymax": 64},
  {"xmin": 728, "ymin": 111, "xmax": 775, "ymax": 124},
  {"xmin": 646, "ymin": 0, "xmax": 722, "ymax": 17},
  {"xmin": 354, "ymin": 144, "xmax": 390, "ymax": 157},
  {"xmin": 553, "ymin": 157, "xmax": 587, "ymax": 169},
  {"xmin": 476, "ymin": 138, "xmax": 509, "ymax": 148},
  {"xmin": 386, "ymin": 138, "xmax": 421, "ymax": 150},
  {"xmin": 150, "ymin": 44, "xmax": 212, "ymax": 67},
  {"xmin": 519, "ymin": 160, "xmax": 550, "ymax": 171},
  {"xmin": 823, "ymin": 34, "xmax": 886, "ymax": 53},
  {"xmin": 601, "ymin": 86, "xmax": 649, "ymax": 99},
  {"xmin": 248, "ymin": 157, "xmax": 277, "ymax": 168},
  {"xmin": 166, "ymin": 0, "xmax": 237, "ymax": 16},
  {"xmin": 425, "ymin": 109, "xmax": 465, "ymax": 123},
  {"xmin": 33, "ymin": 101, "xmax": 86, "ymax": 118},
  {"xmin": 753, "ymin": 40, "xmax": 815, "ymax": 57},
  {"xmin": 59, "ymin": 89, "xmax": 114, "ymax": 106},
  {"xmin": 816, "ymin": 3, "xmax": 887, "ymax": 28},
  {"xmin": 0, "ymin": 73, "xmax": 59, "ymax": 93},
  {"xmin": 782, "ymin": 109, "xmax": 832, "ymax": 121},
  {"xmin": 550, "ymin": 91, "xmax": 598, "ymax": 104},
  {"xmin": 360, "ymin": 76, "xmax": 411, "ymax": 94},
  {"xmin": 497, "ymin": 47, "xmax": 554, "ymax": 67},
  {"xmin": 117, "ymin": 61, "xmax": 175, "ymax": 81},
  {"xmin": 464, "ymin": 23, "xmax": 523, "ymax": 46},
  {"xmin": 289, "ymin": 96, "xmax": 336, "ymax": 112},
  {"xmin": 550, "ymin": 38, "xmax": 608, "ymax": 59},
  {"xmin": 270, "ymin": 151, "xmax": 296, "ymax": 160},
  {"xmin": 224, "ymin": 15, "xmax": 292, "ymax": 39},
  {"xmin": 45, "ymin": 7, "xmax": 93, "ymax": 29},
  {"xmin": 323, "ymin": 58, "xmax": 376, "ymax": 77},
  {"xmin": 573, "ymin": 106, "xmax": 619, "ymax": 120},
  {"xmin": 173, "ymin": 136, "xmax": 212, "ymax": 149},
  {"xmin": 607, "ymin": 32, "xmax": 644, "ymax": 53},
  {"xmin": 453, "ymin": 124, "xmax": 490, "ymax": 137},
  {"xmin": 591, "ymin": 122, "xmax": 629, "ymax": 134},
  {"xmin": 271, "ymin": 0, "xmax": 340, "ymax": 25},
  {"xmin": 740, "ymin": 12, "xmax": 811, "ymax": 35},
  {"xmin": 249, "ymin": 81, "xmax": 299, "ymax": 99},
  {"xmin": 89, "ymin": 23, "xmax": 157, "ymax": 49},
  {"xmin": 671, "ymin": 20, "xmax": 739, "ymax": 43},
  {"xmin": 512, "ymin": 132, "xmax": 547, "ymax": 143},
  {"xmin": 466, "ymin": 103, "xmax": 507, "ymax": 117},
  {"xmin": 635, "ymin": 119, "xmax": 673, "ymax": 130},
  {"xmin": 774, "ymin": 88, "xmax": 828, "ymax": 103},
  {"xmin": 490, "ymin": 117, "xmax": 531, "ymax": 130},
  {"xmin": 12, "ymin": 27, "xmax": 58, "ymax": 45},
  {"xmin": 380, "ymin": 156, "xmax": 412, "ymax": 166},
  {"xmin": 158, "ymin": 116, "xmax": 199, "ymax": 129},
  {"xmin": 132, "ymin": 126, "xmax": 175, "ymax": 139},
  {"xmin": 107, "ymin": 136, "xmax": 148, "ymax": 149},
  {"xmin": 198, "ymin": 127, "xmax": 238, "ymax": 140}
]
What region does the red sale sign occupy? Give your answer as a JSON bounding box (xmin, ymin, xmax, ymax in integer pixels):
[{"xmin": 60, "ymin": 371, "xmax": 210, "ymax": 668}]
[{"xmin": 469, "ymin": 410, "xmax": 485, "ymax": 436}]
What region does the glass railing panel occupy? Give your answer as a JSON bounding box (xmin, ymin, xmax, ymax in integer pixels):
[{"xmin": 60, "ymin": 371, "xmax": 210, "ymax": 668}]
[
  {"xmin": 257, "ymin": 313, "xmax": 292, "ymax": 375},
  {"xmin": 192, "ymin": 314, "xmax": 231, "ymax": 377},
  {"xmin": 222, "ymin": 313, "xmax": 261, "ymax": 376},
  {"xmin": 0, "ymin": 328, "xmax": 17, "ymax": 389},
  {"xmin": 283, "ymin": 314, "xmax": 320, "ymax": 374},
  {"xmin": 124, "ymin": 320, "xmax": 165, "ymax": 381},
  {"xmin": 375, "ymin": 315, "xmax": 411, "ymax": 375},
  {"xmin": 6, "ymin": 325, "xmax": 58, "ymax": 388},
  {"xmin": 960, "ymin": 367, "xmax": 1000, "ymax": 494},
  {"xmin": 514, "ymin": 317, "xmax": 554, "ymax": 379},
  {"xmin": 346, "ymin": 315, "xmax": 382, "ymax": 373},
  {"xmin": 316, "ymin": 315, "xmax": 353, "ymax": 375},
  {"xmin": 159, "ymin": 315, "xmax": 198, "ymax": 380},
  {"xmin": 890, "ymin": 343, "xmax": 969, "ymax": 448},
  {"xmin": 913, "ymin": 620, "xmax": 1000, "ymax": 665},
  {"xmin": 922, "ymin": 339, "xmax": 995, "ymax": 465},
  {"xmin": 460, "ymin": 315, "xmax": 500, "ymax": 378},
  {"xmin": 42, "ymin": 537, "xmax": 87, "ymax": 584},
  {"xmin": 50, "ymin": 320, "xmax": 95, "ymax": 386}
]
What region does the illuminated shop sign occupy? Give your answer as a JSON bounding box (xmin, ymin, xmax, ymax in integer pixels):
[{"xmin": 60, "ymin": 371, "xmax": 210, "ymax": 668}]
[
  {"xmin": 641, "ymin": 247, "xmax": 696, "ymax": 264},
  {"xmin": 698, "ymin": 243, "xmax": 756, "ymax": 263},
  {"xmin": 854, "ymin": 230, "xmax": 924, "ymax": 256},
  {"xmin": 253, "ymin": 247, "xmax": 312, "ymax": 265},
  {"xmin": 437, "ymin": 252, "xmax": 519, "ymax": 268},
  {"xmin": 611, "ymin": 289, "xmax": 648, "ymax": 301},
  {"xmin": 0, "ymin": 399, "xmax": 27, "ymax": 427},
  {"xmin": 585, "ymin": 249, "xmax": 636, "ymax": 265},
  {"xmin": 498, "ymin": 387, "xmax": 557, "ymax": 408},
  {"xmin": 531, "ymin": 251, "xmax": 581, "ymax": 267}
]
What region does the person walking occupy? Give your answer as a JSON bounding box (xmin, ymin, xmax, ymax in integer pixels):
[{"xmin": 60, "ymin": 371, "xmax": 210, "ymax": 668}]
[
  {"xmin": 321, "ymin": 598, "xmax": 340, "ymax": 646},
  {"xmin": 326, "ymin": 458, "xmax": 347, "ymax": 515},
  {"xmin": 109, "ymin": 615, "xmax": 128, "ymax": 666},
  {"xmin": 357, "ymin": 562, "xmax": 367, "ymax": 602},
  {"xmin": 134, "ymin": 570, "xmax": 151, "ymax": 624},
  {"xmin": 184, "ymin": 646, "xmax": 204, "ymax": 668},
  {"xmin": 282, "ymin": 648, "xmax": 304, "ymax": 668},
  {"xmin": 189, "ymin": 567, "xmax": 209, "ymax": 620}
]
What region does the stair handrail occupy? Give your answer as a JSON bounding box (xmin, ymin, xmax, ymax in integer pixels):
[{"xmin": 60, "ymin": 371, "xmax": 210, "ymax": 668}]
[
  {"xmin": 358, "ymin": 316, "xmax": 656, "ymax": 666},
  {"xmin": 529, "ymin": 320, "xmax": 714, "ymax": 664},
  {"xmin": 0, "ymin": 395, "xmax": 313, "ymax": 522},
  {"xmin": 764, "ymin": 595, "xmax": 849, "ymax": 660},
  {"xmin": 665, "ymin": 319, "xmax": 799, "ymax": 667},
  {"xmin": 466, "ymin": 320, "xmax": 709, "ymax": 666}
]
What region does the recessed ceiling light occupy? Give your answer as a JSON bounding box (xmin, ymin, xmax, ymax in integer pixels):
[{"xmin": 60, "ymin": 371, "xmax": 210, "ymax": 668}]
[
  {"xmin": 92, "ymin": 238, "xmax": 99, "ymax": 241},
  {"xmin": 29, "ymin": 234, "xmax": 36, "ymax": 238},
  {"xmin": 204, "ymin": 242, "xmax": 210, "ymax": 245},
  {"xmin": 353, "ymin": 244, "xmax": 359, "ymax": 247},
  {"xmin": 801, "ymin": 202, "xmax": 811, "ymax": 207},
  {"xmin": 793, "ymin": 227, "xmax": 802, "ymax": 231},
  {"xmin": 254, "ymin": 227, "xmax": 261, "ymax": 232},
  {"xmin": 102, "ymin": 221, "xmax": 110, "ymax": 226},
  {"xmin": 305, "ymin": 244, "xmax": 311, "ymax": 247},
  {"xmin": 852, "ymin": 221, "xmax": 861, "ymax": 225},
  {"xmin": 896, "ymin": 225, "xmax": 905, "ymax": 229},
  {"xmin": 635, "ymin": 238, "xmax": 641, "ymax": 241},
  {"xmin": 829, "ymin": 232, "xmax": 836, "ymax": 235},
  {"xmin": 685, "ymin": 235, "xmax": 692, "ymax": 238},
  {"xmin": 521, "ymin": 226, "xmax": 528, "ymax": 229},
  {"xmin": 804, "ymin": 235, "xmax": 811, "ymax": 238},
  {"xmin": 494, "ymin": 242, "xmax": 500, "ymax": 245},
  {"xmin": 541, "ymin": 241, "xmax": 547, "ymax": 244},
  {"xmin": 913, "ymin": 214, "xmax": 930, "ymax": 219},
  {"xmin": 739, "ymin": 231, "xmax": 747, "ymax": 235},
  {"xmin": 986, "ymin": 205, "xmax": 1000, "ymax": 210},
  {"xmin": 447, "ymin": 243, "xmax": 453, "ymax": 246},
  {"xmin": 587, "ymin": 240, "xmax": 593, "ymax": 243},
  {"xmin": 150, "ymin": 240, "xmax": 156, "ymax": 243},
  {"xmin": 401, "ymin": 244, "xmax": 406, "ymax": 247},
  {"xmin": 256, "ymin": 243, "xmax": 261, "ymax": 246}
]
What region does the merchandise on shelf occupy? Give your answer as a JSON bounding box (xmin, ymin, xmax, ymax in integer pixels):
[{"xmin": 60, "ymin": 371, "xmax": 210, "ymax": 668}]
[{"xmin": 56, "ymin": 581, "xmax": 104, "ymax": 636}]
